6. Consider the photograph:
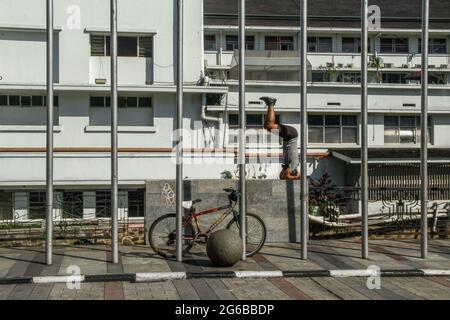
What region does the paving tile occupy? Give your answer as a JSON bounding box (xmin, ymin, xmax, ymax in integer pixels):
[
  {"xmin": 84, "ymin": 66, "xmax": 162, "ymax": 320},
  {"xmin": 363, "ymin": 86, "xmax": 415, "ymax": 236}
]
[
  {"xmin": 286, "ymin": 278, "xmax": 340, "ymax": 300},
  {"xmin": 310, "ymin": 277, "xmax": 370, "ymax": 300}
]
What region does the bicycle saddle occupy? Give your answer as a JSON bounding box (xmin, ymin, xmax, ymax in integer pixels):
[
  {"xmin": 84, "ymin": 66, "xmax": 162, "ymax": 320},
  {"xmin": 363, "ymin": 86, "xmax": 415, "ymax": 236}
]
[{"xmin": 182, "ymin": 199, "xmax": 202, "ymax": 209}]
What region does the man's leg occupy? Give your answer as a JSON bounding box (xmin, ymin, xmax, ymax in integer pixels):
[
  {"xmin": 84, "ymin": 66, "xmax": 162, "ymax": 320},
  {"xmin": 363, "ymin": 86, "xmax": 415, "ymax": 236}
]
[
  {"xmin": 260, "ymin": 97, "xmax": 278, "ymax": 129},
  {"xmin": 288, "ymin": 137, "xmax": 300, "ymax": 176}
]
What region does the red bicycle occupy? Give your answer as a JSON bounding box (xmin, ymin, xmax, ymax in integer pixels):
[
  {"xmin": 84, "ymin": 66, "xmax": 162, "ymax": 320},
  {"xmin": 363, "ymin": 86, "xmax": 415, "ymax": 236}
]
[{"xmin": 148, "ymin": 188, "xmax": 267, "ymax": 258}]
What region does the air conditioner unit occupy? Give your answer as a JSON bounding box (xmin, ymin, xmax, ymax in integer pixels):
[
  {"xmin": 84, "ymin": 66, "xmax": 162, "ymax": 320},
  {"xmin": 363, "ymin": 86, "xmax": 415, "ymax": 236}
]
[
  {"xmin": 440, "ymin": 64, "xmax": 449, "ymax": 69},
  {"xmin": 383, "ymin": 63, "xmax": 393, "ymax": 68},
  {"xmin": 415, "ymin": 64, "xmax": 422, "ymax": 69},
  {"xmin": 346, "ymin": 63, "xmax": 354, "ymax": 68},
  {"xmin": 326, "ymin": 62, "xmax": 334, "ymax": 68},
  {"xmin": 336, "ymin": 63, "xmax": 344, "ymax": 68},
  {"xmin": 95, "ymin": 78, "xmax": 107, "ymax": 85},
  {"xmin": 402, "ymin": 64, "xmax": 409, "ymax": 68},
  {"xmin": 429, "ymin": 65, "xmax": 436, "ymax": 69}
]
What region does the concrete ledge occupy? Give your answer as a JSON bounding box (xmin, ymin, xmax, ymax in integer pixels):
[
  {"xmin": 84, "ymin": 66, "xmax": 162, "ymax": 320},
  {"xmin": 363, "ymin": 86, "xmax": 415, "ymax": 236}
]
[{"xmin": 1, "ymin": 269, "xmax": 448, "ymax": 285}]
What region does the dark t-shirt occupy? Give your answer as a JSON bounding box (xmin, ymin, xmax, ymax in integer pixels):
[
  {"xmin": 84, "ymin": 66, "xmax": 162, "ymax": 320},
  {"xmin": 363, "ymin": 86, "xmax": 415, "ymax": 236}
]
[{"xmin": 279, "ymin": 124, "xmax": 298, "ymax": 141}]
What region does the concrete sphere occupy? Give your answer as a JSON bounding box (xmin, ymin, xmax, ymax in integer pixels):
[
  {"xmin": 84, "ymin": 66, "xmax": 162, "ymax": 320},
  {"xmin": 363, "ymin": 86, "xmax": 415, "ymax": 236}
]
[{"xmin": 206, "ymin": 229, "xmax": 243, "ymax": 267}]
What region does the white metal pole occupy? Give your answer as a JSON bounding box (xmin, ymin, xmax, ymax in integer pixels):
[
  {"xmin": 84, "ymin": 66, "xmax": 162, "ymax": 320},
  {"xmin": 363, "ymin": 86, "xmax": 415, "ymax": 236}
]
[
  {"xmin": 45, "ymin": 0, "xmax": 54, "ymax": 266},
  {"xmin": 300, "ymin": 0, "xmax": 308, "ymax": 260},
  {"xmin": 361, "ymin": 0, "xmax": 369, "ymax": 259},
  {"xmin": 238, "ymin": 0, "xmax": 247, "ymax": 261},
  {"xmin": 176, "ymin": 0, "xmax": 184, "ymax": 262},
  {"xmin": 110, "ymin": 0, "xmax": 119, "ymax": 264},
  {"xmin": 420, "ymin": 0, "xmax": 429, "ymax": 259}
]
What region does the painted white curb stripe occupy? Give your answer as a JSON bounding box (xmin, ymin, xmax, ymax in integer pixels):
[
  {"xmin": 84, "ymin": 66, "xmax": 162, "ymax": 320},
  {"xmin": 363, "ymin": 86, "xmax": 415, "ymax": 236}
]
[
  {"xmin": 234, "ymin": 271, "xmax": 283, "ymax": 278},
  {"xmin": 33, "ymin": 275, "xmax": 85, "ymax": 284},
  {"xmin": 330, "ymin": 269, "xmax": 378, "ymax": 278},
  {"xmin": 421, "ymin": 269, "xmax": 450, "ymax": 276},
  {"xmin": 15, "ymin": 269, "xmax": 450, "ymax": 285},
  {"xmin": 135, "ymin": 272, "xmax": 186, "ymax": 282}
]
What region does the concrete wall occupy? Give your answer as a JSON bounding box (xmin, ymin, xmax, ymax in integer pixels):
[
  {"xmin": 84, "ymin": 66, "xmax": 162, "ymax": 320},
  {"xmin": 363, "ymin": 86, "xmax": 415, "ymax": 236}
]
[{"xmin": 145, "ymin": 179, "xmax": 303, "ymax": 243}]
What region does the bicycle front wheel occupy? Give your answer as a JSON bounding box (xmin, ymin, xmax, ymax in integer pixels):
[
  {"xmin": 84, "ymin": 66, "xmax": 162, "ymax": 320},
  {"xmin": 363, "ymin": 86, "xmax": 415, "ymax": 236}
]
[
  {"xmin": 226, "ymin": 213, "xmax": 267, "ymax": 257},
  {"xmin": 148, "ymin": 214, "xmax": 195, "ymax": 259}
]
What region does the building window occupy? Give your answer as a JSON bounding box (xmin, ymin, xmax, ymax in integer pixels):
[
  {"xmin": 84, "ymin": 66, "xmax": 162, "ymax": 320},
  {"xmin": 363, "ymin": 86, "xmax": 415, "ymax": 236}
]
[
  {"xmin": 311, "ymin": 71, "xmax": 330, "ymax": 82},
  {"xmin": 265, "ymin": 36, "xmax": 294, "ymax": 51},
  {"xmin": 384, "ymin": 116, "xmax": 432, "ymax": 144},
  {"xmin": 380, "ymin": 38, "xmax": 409, "ymax": 53},
  {"xmin": 61, "ymin": 192, "xmax": 83, "ymax": 219},
  {"xmin": 308, "ymin": 115, "xmax": 358, "ymax": 144},
  {"xmin": 138, "ymin": 37, "xmax": 153, "ymax": 57},
  {"xmin": 90, "ymin": 96, "xmax": 151, "ymax": 108},
  {"xmin": 308, "ymin": 37, "xmax": 332, "ymax": 52},
  {"xmin": 381, "ymin": 73, "xmax": 407, "ymax": 84},
  {"xmin": 89, "ymin": 96, "xmax": 153, "ymax": 126},
  {"xmin": 342, "ymin": 37, "xmax": 360, "ymax": 53},
  {"xmin": 204, "ymin": 35, "xmax": 216, "ymax": 51},
  {"xmin": 0, "ymin": 95, "xmax": 8, "ymax": 106},
  {"xmin": 29, "ymin": 192, "xmax": 46, "ymax": 220},
  {"xmin": 95, "ymin": 191, "xmax": 111, "ymax": 218},
  {"xmin": 225, "ymin": 35, "xmax": 255, "ymax": 51},
  {"xmin": 90, "ymin": 35, "xmax": 153, "ymax": 57},
  {"xmin": 128, "ymin": 190, "xmax": 145, "ymax": 217},
  {"xmin": 228, "ymin": 113, "xmax": 281, "ymax": 145},
  {"xmin": 337, "ymin": 72, "xmax": 361, "ymax": 83},
  {"xmin": 0, "ymin": 95, "xmax": 58, "ymax": 107},
  {"xmin": 429, "ymin": 73, "xmax": 446, "ymax": 85},
  {"xmin": 0, "ymin": 192, "xmax": 13, "ymax": 221},
  {"xmin": 342, "ymin": 37, "xmax": 371, "ymax": 53},
  {"xmin": 418, "ymin": 38, "xmax": 447, "ymax": 54}
]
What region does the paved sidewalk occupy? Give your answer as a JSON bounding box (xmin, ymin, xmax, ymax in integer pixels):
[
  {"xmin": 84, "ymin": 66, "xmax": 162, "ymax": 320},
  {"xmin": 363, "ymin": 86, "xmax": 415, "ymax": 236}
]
[{"xmin": 0, "ymin": 239, "xmax": 449, "ymax": 300}]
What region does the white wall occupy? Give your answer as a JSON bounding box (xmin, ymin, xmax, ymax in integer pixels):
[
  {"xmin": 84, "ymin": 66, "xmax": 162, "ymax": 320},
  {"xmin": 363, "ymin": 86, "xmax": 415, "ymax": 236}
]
[
  {"xmin": 0, "ymin": 31, "xmax": 59, "ymax": 83},
  {"xmin": 0, "ymin": 0, "xmax": 203, "ymax": 85}
]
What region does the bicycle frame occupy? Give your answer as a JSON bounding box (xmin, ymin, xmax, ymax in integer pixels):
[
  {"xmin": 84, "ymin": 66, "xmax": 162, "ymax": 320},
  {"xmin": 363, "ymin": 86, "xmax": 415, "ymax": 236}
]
[{"xmin": 182, "ymin": 203, "xmax": 237, "ymax": 240}]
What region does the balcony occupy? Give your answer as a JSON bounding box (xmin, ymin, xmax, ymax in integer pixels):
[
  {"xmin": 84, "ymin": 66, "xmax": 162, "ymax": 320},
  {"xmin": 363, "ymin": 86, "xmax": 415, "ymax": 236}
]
[
  {"xmin": 308, "ymin": 53, "xmax": 450, "ymax": 71},
  {"xmin": 205, "ymin": 49, "xmax": 450, "ymax": 73},
  {"xmin": 227, "ymin": 50, "xmax": 311, "ymax": 81}
]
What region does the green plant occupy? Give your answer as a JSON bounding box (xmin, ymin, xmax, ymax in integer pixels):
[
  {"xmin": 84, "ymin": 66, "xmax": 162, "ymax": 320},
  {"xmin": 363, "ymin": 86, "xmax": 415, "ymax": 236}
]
[
  {"xmin": 221, "ymin": 170, "xmax": 233, "ymax": 179},
  {"xmin": 369, "ymin": 54, "xmax": 383, "ymax": 83},
  {"xmin": 308, "ymin": 173, "xmax": 342, "ymax": 222}
]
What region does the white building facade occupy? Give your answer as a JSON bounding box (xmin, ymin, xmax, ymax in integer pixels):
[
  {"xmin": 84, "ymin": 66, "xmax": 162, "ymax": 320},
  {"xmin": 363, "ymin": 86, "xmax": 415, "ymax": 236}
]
[{"xmin": 0, "ymin": 0, "xmax": 450, "ymax": 222}]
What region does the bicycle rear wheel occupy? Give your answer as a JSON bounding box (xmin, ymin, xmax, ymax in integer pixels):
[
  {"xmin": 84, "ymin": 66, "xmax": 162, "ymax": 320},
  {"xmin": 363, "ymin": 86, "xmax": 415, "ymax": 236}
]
[
  {"xmin": 226, "ymin": 213, "xmax": 267, "ymax": 257},
  {"xmin": 148, "ymin": 214, "xmax": 195, "ymax": 258}
]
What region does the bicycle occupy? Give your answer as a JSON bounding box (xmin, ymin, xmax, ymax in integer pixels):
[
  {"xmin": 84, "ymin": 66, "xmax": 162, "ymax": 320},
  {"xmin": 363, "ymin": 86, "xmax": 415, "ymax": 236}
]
[{"xmin": 148, "ymin": 187, "xmax": 267, "ymax": 258}]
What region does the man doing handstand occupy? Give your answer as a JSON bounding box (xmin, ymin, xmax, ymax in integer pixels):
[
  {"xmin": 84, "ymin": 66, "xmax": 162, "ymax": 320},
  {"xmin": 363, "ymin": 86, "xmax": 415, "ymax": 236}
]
[{"xmin": 261, "ymin": 97, "xmax": 301, "ymax": 180}]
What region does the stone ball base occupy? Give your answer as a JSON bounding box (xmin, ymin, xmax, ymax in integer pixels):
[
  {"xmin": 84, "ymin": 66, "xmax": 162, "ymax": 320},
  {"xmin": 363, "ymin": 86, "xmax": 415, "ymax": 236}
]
[{"xmin": 206, "ymin": 229, "xmax": 243, "ymax": 267}]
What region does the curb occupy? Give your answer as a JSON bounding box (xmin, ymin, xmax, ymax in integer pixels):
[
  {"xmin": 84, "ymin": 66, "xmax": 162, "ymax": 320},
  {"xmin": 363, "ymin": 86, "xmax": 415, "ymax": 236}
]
[{"xmin": 0, "ymin": 269, "xmax": 448, "ymax": 285}]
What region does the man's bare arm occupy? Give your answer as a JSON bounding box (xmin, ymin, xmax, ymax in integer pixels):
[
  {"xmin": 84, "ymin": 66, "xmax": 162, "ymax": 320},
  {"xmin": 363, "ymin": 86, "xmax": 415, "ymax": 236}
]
[{"xmin": 283, "ymin": 168, "xmax": 301, "ymax": 180}]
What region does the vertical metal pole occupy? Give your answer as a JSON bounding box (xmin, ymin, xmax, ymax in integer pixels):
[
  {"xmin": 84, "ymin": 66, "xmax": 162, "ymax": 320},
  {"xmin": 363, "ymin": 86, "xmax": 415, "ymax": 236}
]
[
  {"xmin": 238, "ymin": 0, "xmax": 247, "ymax": 261},
  {"xmin": 361, "ymin": 0, "xmax": 369, "ymax": 259},
  {"xmin": 110, "ymin": 0, "xmax": 119, "ymax": 264},
  {"xmin": 175, "ymin": 0, "xmax": 184, "ymax": 262},
  {"xmin": 420, "ymin": 0, "xmax": 429, "ymax": 259},
  {"xmin": 45, "ymin": 0, "xmax": 54, "ymax": 266},
  {"xmin": 300, "ymin": 0, "xmax": 308, "ymax": 260}
]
